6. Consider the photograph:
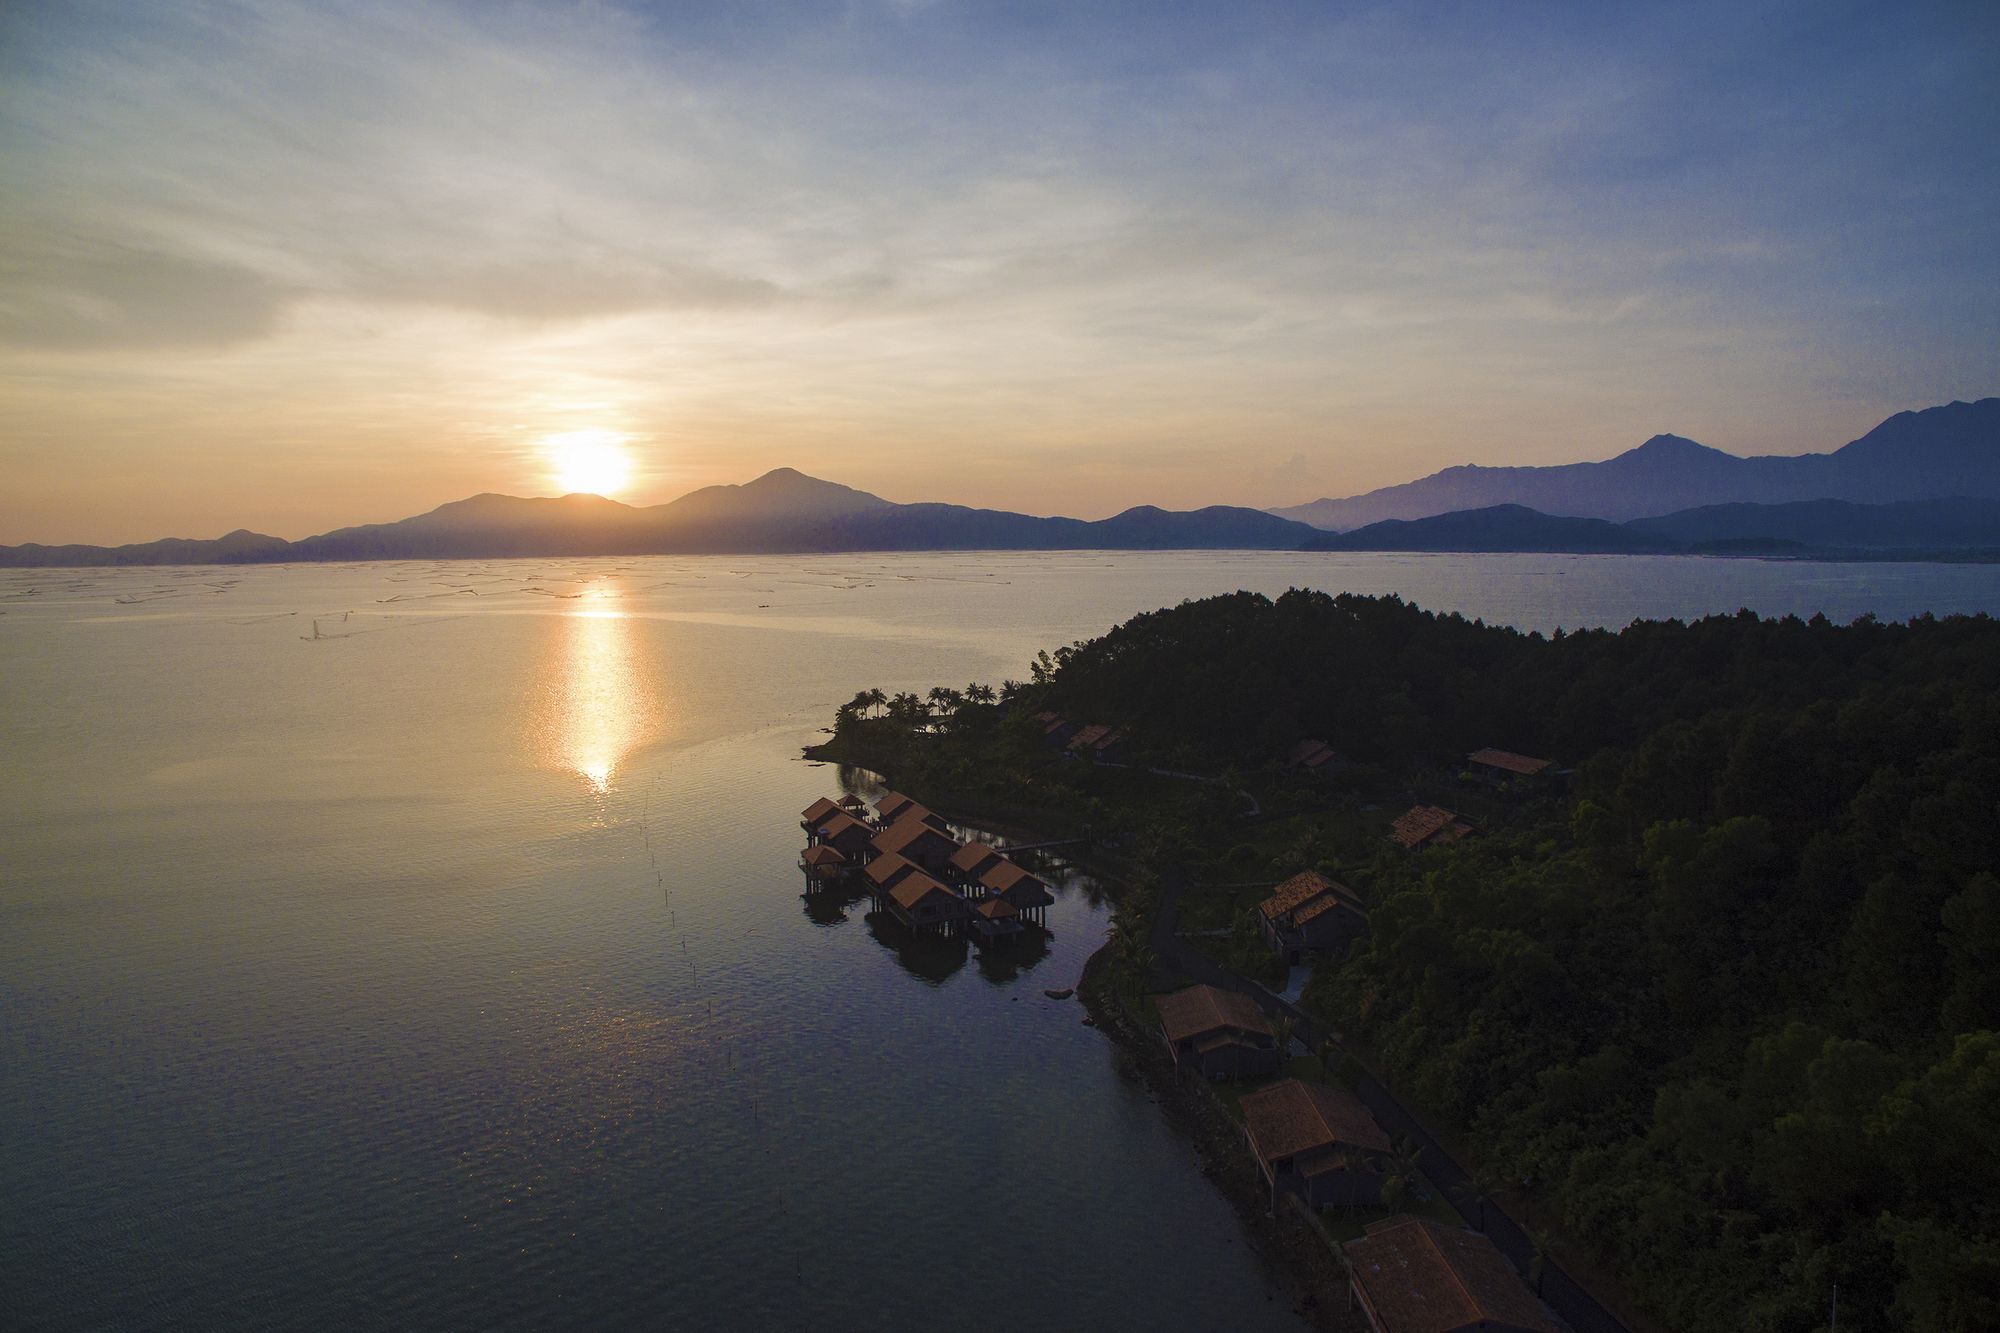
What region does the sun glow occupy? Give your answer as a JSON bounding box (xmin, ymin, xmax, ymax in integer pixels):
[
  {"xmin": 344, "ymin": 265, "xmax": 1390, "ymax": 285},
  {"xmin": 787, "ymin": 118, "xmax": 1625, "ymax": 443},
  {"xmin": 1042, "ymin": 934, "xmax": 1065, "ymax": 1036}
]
[{"xmin": 544, "ymin": 430, "xmax": 634, "ymax": 497}]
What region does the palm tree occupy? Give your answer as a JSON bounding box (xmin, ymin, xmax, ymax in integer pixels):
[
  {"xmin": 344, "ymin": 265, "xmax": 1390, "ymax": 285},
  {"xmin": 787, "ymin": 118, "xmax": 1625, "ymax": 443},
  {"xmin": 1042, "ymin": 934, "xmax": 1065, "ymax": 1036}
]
[
  {"xmin": 1271, "ymin": 1013, "xmax": 1297, "ymax": 1061},
  {"xmin": 965, "ymin": 682, "xmax": 996, "ymax": 706},
  {"xmin": 1381, "ymin": 1135, "xmax": 1425, "ymax": 1215},
  {"xmin": 863, "ymin": 687, "xmax": 887, "ymax": 719}
]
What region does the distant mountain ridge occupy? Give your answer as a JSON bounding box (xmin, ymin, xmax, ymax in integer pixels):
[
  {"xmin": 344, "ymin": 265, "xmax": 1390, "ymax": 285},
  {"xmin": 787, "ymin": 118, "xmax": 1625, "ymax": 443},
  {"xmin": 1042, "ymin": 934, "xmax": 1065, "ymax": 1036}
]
[
  {"xmin": 1308, "ymin": 496, "xmax": 2000, "ymax": 556},
  {"xmin": 1273, "ymin": 398, "xmax": 2000, "ymax": 530},
  {"xmin": 1, "ymin": 467, "xmax": 1322, "ymax": 566}
]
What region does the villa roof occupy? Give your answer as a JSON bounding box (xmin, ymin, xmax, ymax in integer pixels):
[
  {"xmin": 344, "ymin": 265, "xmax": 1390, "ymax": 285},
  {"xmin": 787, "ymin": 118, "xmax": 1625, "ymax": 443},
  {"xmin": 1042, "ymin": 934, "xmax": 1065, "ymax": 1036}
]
[
  {"xmin": 975, "ymin": 897, "xmax": 1018, "ymax": 920},
  {"xmin": 888, "ymin": 873, "xmax": 959, "ymax": 914},
  {"xmin": 872, "ymin": 814, "xmax": 962, "ymax": 861},
  {"xmin": 1468, "ymin": 748, "xmax": 1554, "ymax": 777},
  {"xmin": 801, "ymin": 796, "xmax": 842, "ymax": 825},
  {"xmin": 802, "ymin": 845, "xmax": 847, "ymax": 867},
  {"xmin": 837, "ymin": 793, "xmax": 868, "ymax": 810},
  {"xmin": 865, "ymin": 851, "xmax": 922, "ymax": 889},
  {"xmin": 1390, "ymin": 805, "xmax": 1473, "ymax": 850},
  {"xmin": 1294, "ymin": 892, "xmax": 1361, "ymax": 927},
  {"xmin": 874, "ymin": 791, "xmax": 922, "ymax": 823},
  {"xmin": 1258, "ymin": 870, "xmax": 1345, "ymax": 922},
  {"xmin": 977, "ymin": 858, "xmax": 1052, "ymax": 906},
  {"xmin": 1344, "ymin": 1217, "xmax": 1559, "ymax": 1333},
  {"xmin": 1067, "ymin": 723, "xmax": 1114, "ymax": 751},
  {"xmin": 1155, "ymin": 984, "xmax": 1272, "ymax": 1046},
  {"xmin": 1285, "ymin": 739, "xmax": 1341, "ymax": 770},
  {"xmin": 1241, "ymin": 1078, "xmax": 1391, "ymax": 1164},
  {"xmin": 949, "ymin": 841, "xmax": 1005, "ymax": 876},
  {"xmin": 811, "ymin": 811, "xmax": 872, "ymax": 845}
]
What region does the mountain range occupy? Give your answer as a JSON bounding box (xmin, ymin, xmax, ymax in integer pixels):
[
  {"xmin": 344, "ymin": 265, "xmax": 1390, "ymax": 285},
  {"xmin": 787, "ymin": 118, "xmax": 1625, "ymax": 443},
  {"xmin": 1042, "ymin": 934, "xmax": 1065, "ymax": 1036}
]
[
  {"xmin": 1271, "ymin": 398, "xmax": 2000, "ymax": 530},
  {"xmin": 3, "ymin": 398, "xmax": 1994, "ymax": 566},
  {"xmin": 1306, "ymin": 497, "xmax": 2000, "ymax": 556},
  {"xmin": 0, "ymin": 468, "xmax": 1319, "ymax": 566}
]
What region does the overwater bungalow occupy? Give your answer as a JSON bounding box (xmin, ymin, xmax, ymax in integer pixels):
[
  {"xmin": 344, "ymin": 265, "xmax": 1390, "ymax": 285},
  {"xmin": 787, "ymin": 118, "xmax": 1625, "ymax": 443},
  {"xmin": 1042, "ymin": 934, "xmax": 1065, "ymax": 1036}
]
[
  {"xmin": 1240, "ymin": 1078, "xmax": 1393, "ymax": 1212},
  {"xmin": 885, "ymin": 872, "xmax": 970, "ymax": 935},
  {"xmin": 1257, "ymin": 870, "xmax": 1369, "ymax": 965},
  {"xmin": 1389, "ymin": 805, "xmax": 1474, "ymax": 852},
  {"xmin": 808, "ymin": 810, "xmax": 877, "ymax": 859},
  {"xmin": 864, "ymin": 850, "xmax": 923, "ymax": 896},
  {"xmin": 800, "ymin": 797, "xmax": 844, "ymax": 832},
  {"xmin": 873, "ymin": 790, "xmax": 924, "ymax": 826},
  {"xmin": 967, "ymin": 897, "xmax": 1026, "ymax": 944},
  {"xmin": 1155, "ymin": 984, "xmax": 1282, "ymax": 1081},
  {"xmin": 974, "ymin": 857, "xmax": 1053, "ymax": 924},
  {"xmin": 799, "ymin": 844, "xmax": 851, "ymax": 886},
  {"xmin": 1342, "ymin": 1217, "xmax": 1559, "ymax": 1333},
  {"xmin": 946, "ymin": 839, "xmax": 1005, "ymax": 887},
  {"xmin": 837, "ymin": 793, "xmax": 869, "ymax": 814},
  {"xmin": 871, "ymin": 814, "xmax": 963, "ymax": 874}
]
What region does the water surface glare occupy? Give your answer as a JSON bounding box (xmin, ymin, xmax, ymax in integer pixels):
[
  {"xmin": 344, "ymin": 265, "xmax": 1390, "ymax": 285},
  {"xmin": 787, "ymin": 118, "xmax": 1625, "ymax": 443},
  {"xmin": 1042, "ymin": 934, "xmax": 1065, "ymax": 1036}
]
[{"xmin": 4, "ymin": 552, "xmax": 1998, "ymax": 1330}]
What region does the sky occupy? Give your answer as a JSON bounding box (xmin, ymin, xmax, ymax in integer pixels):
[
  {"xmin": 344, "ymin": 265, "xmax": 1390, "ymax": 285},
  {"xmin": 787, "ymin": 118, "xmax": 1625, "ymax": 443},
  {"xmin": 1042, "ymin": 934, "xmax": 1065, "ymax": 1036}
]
[{"xmin": 2, "ymin": 0, "xmax": 1996, "ymax": 544}]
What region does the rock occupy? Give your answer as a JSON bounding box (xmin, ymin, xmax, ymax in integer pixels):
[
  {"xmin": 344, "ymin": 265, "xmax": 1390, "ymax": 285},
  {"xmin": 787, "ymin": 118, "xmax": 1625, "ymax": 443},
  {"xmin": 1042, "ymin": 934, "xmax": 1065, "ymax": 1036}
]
[
  {"xmin": 1081, "ymin": 1016, "xmax": 1097, "ymax": 1027},
  {"xmin": 1044, "ymin": 988, "xmax": 1074, "ymax": 1000}
]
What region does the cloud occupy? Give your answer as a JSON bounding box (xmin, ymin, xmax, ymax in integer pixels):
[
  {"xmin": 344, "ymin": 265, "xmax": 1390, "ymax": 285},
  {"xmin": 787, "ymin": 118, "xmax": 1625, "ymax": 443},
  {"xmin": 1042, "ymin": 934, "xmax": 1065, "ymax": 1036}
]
[{"xmin": 0, "ymin": 238, "xmax": 288, "ymax": 348}]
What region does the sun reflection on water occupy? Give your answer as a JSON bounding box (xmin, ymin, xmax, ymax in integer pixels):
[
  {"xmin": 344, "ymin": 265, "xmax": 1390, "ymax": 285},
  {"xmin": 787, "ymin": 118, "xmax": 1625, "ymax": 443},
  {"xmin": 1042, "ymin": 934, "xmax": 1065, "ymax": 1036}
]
[{"xmin": 540, "ymin": 583, "xmax": 660, "ymax": 797}]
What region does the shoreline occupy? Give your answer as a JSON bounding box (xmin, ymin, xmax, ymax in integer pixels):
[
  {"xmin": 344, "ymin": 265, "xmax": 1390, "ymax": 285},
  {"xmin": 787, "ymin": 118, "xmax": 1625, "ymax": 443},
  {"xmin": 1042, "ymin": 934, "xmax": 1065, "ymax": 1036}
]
[{"xmin": 806, "ymin": 738, "xmax": 1359, "ymax": 1330}]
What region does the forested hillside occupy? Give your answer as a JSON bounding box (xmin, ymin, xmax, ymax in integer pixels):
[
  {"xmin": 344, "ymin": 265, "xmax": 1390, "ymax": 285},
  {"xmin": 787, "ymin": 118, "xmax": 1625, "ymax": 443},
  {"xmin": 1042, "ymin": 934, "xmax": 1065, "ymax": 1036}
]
[{"xmin": 1036, "ymin": 591, "xmax": 2000, "ymax": 1331}]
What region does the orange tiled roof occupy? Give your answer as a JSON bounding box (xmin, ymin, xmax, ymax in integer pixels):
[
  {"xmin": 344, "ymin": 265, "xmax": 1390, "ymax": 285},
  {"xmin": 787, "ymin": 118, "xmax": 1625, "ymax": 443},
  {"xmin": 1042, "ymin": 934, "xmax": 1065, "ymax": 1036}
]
[
  {"xmin": 978, "ymin": 858, "xmax": 1052, "ymax": 905},
  {"xmin": 1468, "ymin": 748, "xmax": 1554, "ymax": 777},
  {"xmin": 1067, "ymin": 723, "xmax": 1114, "ymax": 751},
  {"xmin": 1344, "ymin": 1217, "xmax": 1559, "ymax": 1333},
  {"xmin": 1155, "ymin": 984, "xmax": 1272, "ymax": 1046},
  {"xmin": 865, "ymin": 851, "xmax": 922, "ymax": 889},
  {"xmin": 1258, "ymin": 870, "xmax": 1346, "ymax": 922},
  {"xmin": 801, "ymin": 797, "xmax": 842, "ymax": 825},
  {"xmin": 802, "ymin": 845, "xmax": 847, "ymax": 867},
  {"xmin": 888, "ymin": 873, "xmax": 958, "ymax": 914},
  {"xmin": 872, "ymin": 814, "xmax": 962, "ymax": 861},
  {"xmin": 1390, "ymin": 805, "xmax": 1473, "ymax": 850},
  {"xmin": 874, "ymin": 791, "xmax": 921, "ymax": 823},
  {"xmin": 949, "ymin": 841, "xmax": 1004, "ymax": 876},
  {"xmin": 1241, "ymin": 1078, "xmax": 1391, "ymax": 1163},
  {"xmin": 975, "ymin": 897, "xmax": 1017, "ymax": 920},
  {"xmin": 812, "ymin": 810, "xmax": 871, "ymax": 844},
  {"xmin": 1293, "ymin": 891, "xmax": 1361, "ymax": 927}
]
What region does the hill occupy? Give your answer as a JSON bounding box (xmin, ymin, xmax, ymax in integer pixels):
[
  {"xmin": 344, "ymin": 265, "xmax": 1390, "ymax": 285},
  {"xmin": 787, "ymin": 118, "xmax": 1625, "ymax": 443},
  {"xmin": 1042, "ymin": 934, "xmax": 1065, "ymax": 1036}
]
[
  {"xmin": 1274, "ymin": 399, "xmax": 2000, "ymax": 530},
  {"xmin": 0, "ymin": 469, "xmax": 1324, "ymax": 565}
]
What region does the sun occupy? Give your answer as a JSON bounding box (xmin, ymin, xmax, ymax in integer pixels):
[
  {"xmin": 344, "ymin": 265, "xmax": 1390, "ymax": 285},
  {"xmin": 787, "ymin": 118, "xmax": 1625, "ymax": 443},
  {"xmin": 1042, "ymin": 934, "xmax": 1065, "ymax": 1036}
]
[{"xmin": 544, "ymin": 430, "xmax": 633, "ymax": 497}]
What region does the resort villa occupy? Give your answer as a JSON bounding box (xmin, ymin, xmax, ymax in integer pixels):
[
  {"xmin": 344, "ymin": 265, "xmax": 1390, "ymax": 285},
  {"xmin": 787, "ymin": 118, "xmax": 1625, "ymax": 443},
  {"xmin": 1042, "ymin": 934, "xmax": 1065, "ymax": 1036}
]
[
  {"xmin": 1241, "ymin": 1078, "xmax": 1394, "ymax": 1212},
  {"xmin": 798, "ymin": 795, "xmax": 1061, "ymax": 941},
  {"xmin": 1390, "ymin": 805, "xmax": 1474, "ymax": 852},
  {"xmin": 1343, "ymin": 1216, "xmax": 1559, "ymax": 1333},
  {"xmin": 1155, "ymin": 983, "xmax": 1283, "ymax": 1081},
  {"xmin": 1256, "ymin": 870, "xmax": 1368, "ymax": 965},
  {"xmin": 1465, "ymin": 748, "xmax": 1557, "ymax": 789}
]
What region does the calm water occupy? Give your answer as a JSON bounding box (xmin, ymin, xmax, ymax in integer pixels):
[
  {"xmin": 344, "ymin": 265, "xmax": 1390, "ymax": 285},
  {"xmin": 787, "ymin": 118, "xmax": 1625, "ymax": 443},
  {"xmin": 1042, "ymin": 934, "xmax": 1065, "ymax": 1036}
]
[{"xmin": 5, "ymin": 552, "xmax": 1998, "ymax": 1331}]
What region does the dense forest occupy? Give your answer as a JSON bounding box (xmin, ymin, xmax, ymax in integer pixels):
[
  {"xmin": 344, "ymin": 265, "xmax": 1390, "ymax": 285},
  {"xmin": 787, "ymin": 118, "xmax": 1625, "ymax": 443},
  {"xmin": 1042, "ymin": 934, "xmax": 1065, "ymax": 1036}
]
[{"xmin": 1015, "ymin": 590, "xmax": 1998, "ymax": 1331}]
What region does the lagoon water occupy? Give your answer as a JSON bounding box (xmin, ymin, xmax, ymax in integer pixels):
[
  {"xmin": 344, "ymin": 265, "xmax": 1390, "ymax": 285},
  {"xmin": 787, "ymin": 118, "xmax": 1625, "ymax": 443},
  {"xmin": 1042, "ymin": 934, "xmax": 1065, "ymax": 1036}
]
[{"xmin": 5, "ymin": 551, "xmax": 1999, "ymax": 1331}]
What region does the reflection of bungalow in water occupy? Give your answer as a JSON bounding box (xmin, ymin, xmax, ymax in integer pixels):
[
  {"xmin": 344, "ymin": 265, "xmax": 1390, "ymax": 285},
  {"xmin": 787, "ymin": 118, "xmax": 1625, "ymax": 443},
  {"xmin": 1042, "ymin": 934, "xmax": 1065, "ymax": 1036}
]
[
  {"xmin": 799, "ymin": 844, "xmax": 851, "ymax": 885},
  {"xmin": 886, "ymin": 872, "xmax": 970, "ymax": 935},
  {"xmin": 975, "ymin": 857, "xmax": 1054, "ymax": 925},
  {"xmin": 1241, "ymin": 1078, "xmax": 1393, "ymax": 1211},
  {"xmin": 1282, "ymin": 738, "xmax": 1346, "ymax": 777},
  {"xmin": 1156, "ymin": 984, "xmax": 1282, "ymax": 1081},
  {"xmin": 807, "ymin": 810, "xmax": 877, "ymax": 860},
  {"xmin": 1343, "ymin": 1217, "xmax": 1559, "ymax": 1333},
  {"xmin": 1389, "ymin": 805, "xmax": 1474, "ymax": 852},
  {"xmin": 968, "ymin": 897, "xmax": 1026, "ymax": 943},
  {"xmin": 1065, "ymin": 723, "xmax": 1124, "ymax": 762},
  {"xmin": 1466, "ymin": 748, "xmax": 1556, "ymax": 789},
  {"xmin": 1257, "ymin": 870, "xmax": 1368, "ymax": 965},
  {"xmin": 872, "ymin": 814, "xmax": 963, "ymax": 875}
]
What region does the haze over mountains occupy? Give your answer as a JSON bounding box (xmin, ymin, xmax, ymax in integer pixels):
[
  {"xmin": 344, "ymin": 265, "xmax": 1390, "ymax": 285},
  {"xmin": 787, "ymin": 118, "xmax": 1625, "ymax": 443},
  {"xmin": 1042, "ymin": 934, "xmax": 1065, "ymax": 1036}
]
[
  {"xmin": 4, "ymin": 399, "xmax": 1996, "ymax": 566},
  {"xmin": 1272, "ymin": 399, "xmax": 2000, "ymax": 530}
]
